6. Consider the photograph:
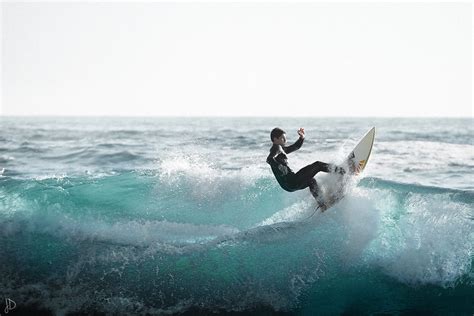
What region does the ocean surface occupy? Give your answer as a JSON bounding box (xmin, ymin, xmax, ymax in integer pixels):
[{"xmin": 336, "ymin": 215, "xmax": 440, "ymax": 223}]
[{"xmin": 0, "ymin": 116, "xmax": 473, "ymax": 315}]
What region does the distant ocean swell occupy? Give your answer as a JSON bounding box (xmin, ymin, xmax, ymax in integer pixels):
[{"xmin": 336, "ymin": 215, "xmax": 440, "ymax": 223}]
[{"xmin": 1, "ymin": 159, "xmax": 472, "ymax": 315}]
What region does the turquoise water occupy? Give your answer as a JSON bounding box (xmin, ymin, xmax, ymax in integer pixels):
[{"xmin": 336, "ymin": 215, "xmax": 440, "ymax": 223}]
[{"xmin": 0, "ymin": 117, "xmax": 473, "ymax": 315}]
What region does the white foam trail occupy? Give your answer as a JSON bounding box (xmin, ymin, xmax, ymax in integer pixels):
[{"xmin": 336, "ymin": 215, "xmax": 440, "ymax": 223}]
[
  {"xmin": 2, "ymin": 212, "xmax": 240, "ymax": 248},
  {"xmin": 256, "ymin": 200, "xmax": 315, "ymax": 226}
]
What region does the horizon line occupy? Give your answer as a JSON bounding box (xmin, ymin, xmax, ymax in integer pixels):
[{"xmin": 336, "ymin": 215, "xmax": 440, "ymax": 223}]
[{"xmin": 0, "ymin": 114, "xmax": 472, "ymax": 119}]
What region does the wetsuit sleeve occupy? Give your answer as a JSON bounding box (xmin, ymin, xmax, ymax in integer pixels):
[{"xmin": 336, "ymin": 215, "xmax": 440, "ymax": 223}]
[{"xmin": 282, "ymin": 137, "xmax": 304, "ymax": 154}]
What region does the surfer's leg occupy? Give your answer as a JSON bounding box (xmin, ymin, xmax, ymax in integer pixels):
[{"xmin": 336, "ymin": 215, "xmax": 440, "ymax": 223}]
[
  {"xmin": 294, "ymin": 161, "xmax": 343, "ymax": 186},
  {"xmin": 295, "ymin": 161, "xmax": 330, "ymax": 181},
  {"xmin": 309, "ymin": 178, "xmax": 327, "ymax": 211},
  {"xmin": 308, "ymin": 178, "xmax": 320, "ymax": 198},
  {"xmin": 287, "ymin": 161, "xmax": 345, "ymax": 193}
]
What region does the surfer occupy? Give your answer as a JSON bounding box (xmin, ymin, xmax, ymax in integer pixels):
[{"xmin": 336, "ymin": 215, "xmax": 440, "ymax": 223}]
[{"xmin": 266, "ymin": 127, "xmax": 345, "ymax": 210}]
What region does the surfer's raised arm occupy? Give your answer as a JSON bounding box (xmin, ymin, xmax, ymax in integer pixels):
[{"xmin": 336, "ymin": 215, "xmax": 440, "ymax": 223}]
[{"xmin": 282, "ymin": 128, "xmax": 305, "ymax": 154}]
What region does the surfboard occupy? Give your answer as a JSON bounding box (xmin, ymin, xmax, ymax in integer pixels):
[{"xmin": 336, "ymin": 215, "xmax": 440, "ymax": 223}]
[
  {"xmin": 346, "ymin": 126, "xmax": 376, "ymax": 176},
  {"xmin": 321, "ymin": 127, "xmax": 375, "ymax": 210}
]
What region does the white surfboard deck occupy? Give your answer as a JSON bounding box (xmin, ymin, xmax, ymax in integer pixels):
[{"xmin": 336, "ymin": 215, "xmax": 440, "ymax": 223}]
[{"xmin": 321, "ymin": 127, "xmax": 375, "ymax": 210}]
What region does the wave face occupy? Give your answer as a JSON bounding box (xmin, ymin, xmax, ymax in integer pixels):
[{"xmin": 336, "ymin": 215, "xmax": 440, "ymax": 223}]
[{"xmin": 0, "ymin": 117, "xmax": 473, "ymax": 315}]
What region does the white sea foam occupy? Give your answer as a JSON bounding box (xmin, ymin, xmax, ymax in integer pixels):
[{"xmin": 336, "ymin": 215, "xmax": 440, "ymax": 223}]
[
  {"xmin": 157, "ymin": 153, "xmax": 268, "ymax": 200},
  {"xmin": 33, "ymin": 174, "xmax": 68, "ymax": 181},
  {"xmin": 365, "ymin": 189, "xmax": 473, "ymax": 287},
  {"xmin": 331, "ymin": 188, "xmax": 381, "ymax": 263},
  {"xmin": 267, "ymin": 183, "xmax": 474, "ymax": 288}
]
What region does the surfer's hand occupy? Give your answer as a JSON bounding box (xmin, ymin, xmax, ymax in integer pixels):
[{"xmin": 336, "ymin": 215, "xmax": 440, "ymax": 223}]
[{"xmin": 297, "ymin": 128, "xmax": 305, "ymax": 139}]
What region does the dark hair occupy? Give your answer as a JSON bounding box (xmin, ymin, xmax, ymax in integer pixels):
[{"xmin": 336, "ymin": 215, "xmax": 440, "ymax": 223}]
[{"xmin": 270, "ymin": 127, "xmax": 285, "ymax": 141}]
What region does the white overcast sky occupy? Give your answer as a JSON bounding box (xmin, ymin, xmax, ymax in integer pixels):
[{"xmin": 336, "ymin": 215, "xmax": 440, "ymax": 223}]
[{"xmin": 1, "ymin": 1, "xmax": 472, "ymax": 117}]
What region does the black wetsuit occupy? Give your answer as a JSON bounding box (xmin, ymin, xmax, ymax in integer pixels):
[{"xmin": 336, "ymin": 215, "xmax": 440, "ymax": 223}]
[{"xmin": 266, "ymin": 137, "xmax": 340, "ymax": 198}]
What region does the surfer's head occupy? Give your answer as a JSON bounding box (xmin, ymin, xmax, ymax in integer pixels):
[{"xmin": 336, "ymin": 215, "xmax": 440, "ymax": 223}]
[{"xmin": 270, "ymin": 127, "xmax": 287, "ymax": 145}]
